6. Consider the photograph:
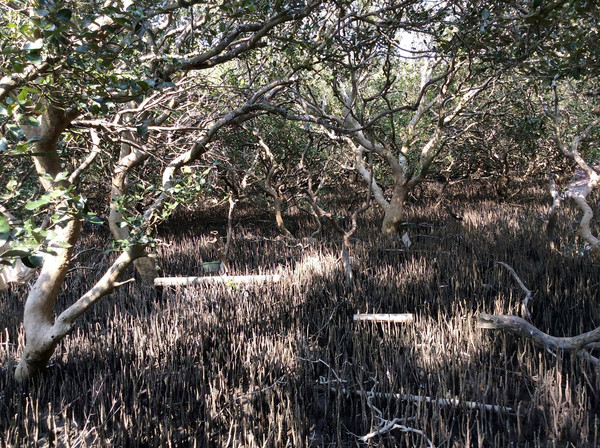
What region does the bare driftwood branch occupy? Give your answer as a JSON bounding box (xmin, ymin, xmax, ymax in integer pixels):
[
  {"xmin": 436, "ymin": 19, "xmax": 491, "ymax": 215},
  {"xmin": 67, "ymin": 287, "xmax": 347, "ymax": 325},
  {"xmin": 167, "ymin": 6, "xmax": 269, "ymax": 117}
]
[
  {"xmin": 304, "ymin": 356, "xmax": 514, "ymax": 415},
  {"xmin": 319, "ymin": 378, "xmax": 514, "ymax": 414},
  {"xmin": 353, "ymin": 313, "xmax": 414, "ymax": 323},
  {"xmin": 497, "ymin": 262, "xmax": 533, "ymax": 319},
  {"xmin": 478, "ymin": 313, "xmax": 600, "ymax": 351},
  {"xmin": 154, "ymin": 274, "xmax": 281, "ymax": 286},
  {"xmin": 359, "ymin": 416, "xmax": 434, "ymax": 446}
]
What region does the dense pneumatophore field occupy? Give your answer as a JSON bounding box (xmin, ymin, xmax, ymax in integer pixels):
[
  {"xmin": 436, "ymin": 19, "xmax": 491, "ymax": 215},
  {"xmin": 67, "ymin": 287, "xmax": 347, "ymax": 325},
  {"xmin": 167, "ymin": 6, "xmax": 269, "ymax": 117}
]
[{"xmin": 2, "ymin": 183, "xmax": 600, "ymax": 447}]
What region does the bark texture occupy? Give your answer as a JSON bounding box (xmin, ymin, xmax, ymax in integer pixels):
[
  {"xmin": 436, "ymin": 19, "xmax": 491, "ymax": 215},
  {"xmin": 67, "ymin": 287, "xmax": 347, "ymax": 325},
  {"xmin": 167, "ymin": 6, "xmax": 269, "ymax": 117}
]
[
  {"xmin": 15, "ymin": 219, "xmax": 82, "ymax": 381},
  {"xmin": 16, "ymin": 245, "xmax": 143, "ymax": 382},
  {"xmin": 16, "ymin": 105, "xmax": 81, "ymax": 381},
  {"xmin": 381, "ymin": 183, "xmax": 409, "ymax": 235},
  {"xmin": 478, "ymin": 313, "xmax": 600, "ymax": 351}
]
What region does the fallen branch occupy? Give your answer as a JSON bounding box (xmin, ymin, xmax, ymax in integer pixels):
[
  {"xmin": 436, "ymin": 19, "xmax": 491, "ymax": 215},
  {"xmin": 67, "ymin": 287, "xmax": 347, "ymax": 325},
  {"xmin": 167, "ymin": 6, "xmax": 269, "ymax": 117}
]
[
  {"xmin": 318, "ymin": 378, "xmax": 513, "ymax": 414},
  {"xmin": 366, "ymin": 389, "xmax": 513, "ymax": 414},
  {"xmin": 358, "ymin": 417, "xmax": 433, "ymax": 446},
  {"xmin": 354, "ymin": 313, "xmax": 414, "ymax": 323},
  {"xmin": 478, "ymin": 313, "xmax": 600, "ymax": 351},
  {"xmin": 154, "ymin": 274, "xmax": 281, "ymax": 286},
  {"xmin": 358, "ymin": 379, "xmax": 433, "ymax": 446}
]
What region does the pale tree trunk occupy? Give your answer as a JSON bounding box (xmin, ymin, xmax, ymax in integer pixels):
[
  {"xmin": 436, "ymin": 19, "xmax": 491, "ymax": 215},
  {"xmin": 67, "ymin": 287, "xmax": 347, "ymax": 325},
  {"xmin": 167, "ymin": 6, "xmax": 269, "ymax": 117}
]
[
  {"xmin": 15, "ymin": 244, "xmax": 143, "ymax": 382},
  {"xmin": 272, "ymin": 191, "xmax": 294, "ymax": 239},
  {"xmin": 574, "ymin": 194, "xmax": 600, "ymax": 263},
  {"xmin": 108, "ymin": 128, "xmax": 159, "ymax": 285},
  {"xmin": 107, "ymin": 99, "xmax": 181, "ymax": 286},
  {"xmin": 15, "ymin": 104, "xmax": 144, "ymax": 382},
  {"xmin": 381, "ymin": 181, "xmax": 410, "ymax": 235},
  {"xmin": 25, "ymin": 103, "xmax": 79, "ymax": 188},
  {"xmin": 330, "ymin": 61, "xmax": 489, "ymax": 237},
  {"xmin": 339, "ymin": 70, "xmax": 425, "ymax": 237},
  {"xmin": 16, "ymin": 104, "xmax": 81, "ymax": 381},
  {"xmin": 544, "ymin": 85, "xmax": 600, "ymax": 261},
  {"xmin": 15, "ymin": 219, "xmax": 82, "ymax": 380},
  {"xmin": 256, "ymin": 132, "xmax": 295, "ymax": 239}
]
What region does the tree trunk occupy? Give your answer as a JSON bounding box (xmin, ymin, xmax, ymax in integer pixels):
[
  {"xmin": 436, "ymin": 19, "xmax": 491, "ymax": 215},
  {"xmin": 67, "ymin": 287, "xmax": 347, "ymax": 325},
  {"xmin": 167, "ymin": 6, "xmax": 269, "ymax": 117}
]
[
  {"xmin": 264, "ymin": 166, "xmax": 294, "ymax": 239},
  {"xmin": 108, "ymin": 129, "xmax": 159, "ymax": 285},
  {"xmin": 381, "ymin": 183, "xmax": 409, "ymax": 235},
  {"xmin": 273, "ymin": 195, "xmax": 294, "ymax": 239},
  {"xmin": 15, "ymin": 105, "xmax": 81, "ymax": 381},
  {"xmin": 15, "ymin": 218, "xmax": 82, "ymax": 381},
  {"xmin": 15, "ymin": 244, "xmax": 143, "ymax": 382}
]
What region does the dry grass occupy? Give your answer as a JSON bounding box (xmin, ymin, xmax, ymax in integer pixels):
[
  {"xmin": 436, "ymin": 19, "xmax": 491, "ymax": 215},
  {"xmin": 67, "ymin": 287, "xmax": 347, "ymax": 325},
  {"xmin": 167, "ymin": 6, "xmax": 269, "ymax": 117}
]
[{"xmin": 1, "ymin": 182, "xmax": 600, "ymax": 447}]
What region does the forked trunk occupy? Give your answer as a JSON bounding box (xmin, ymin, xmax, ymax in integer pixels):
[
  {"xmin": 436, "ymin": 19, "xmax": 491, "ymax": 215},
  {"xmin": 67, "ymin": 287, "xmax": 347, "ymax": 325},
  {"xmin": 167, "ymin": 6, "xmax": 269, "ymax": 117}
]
[
  {"xmin": 16, "ymin": 243, "xmax": 144, "ymax": 382},
  {"xmin": 15, "ymin": 218, "xmax": 82, "ymax": 382},
  {"xmin": 381, "ymin": 184, "xmax": 409, "ymax": 235}
]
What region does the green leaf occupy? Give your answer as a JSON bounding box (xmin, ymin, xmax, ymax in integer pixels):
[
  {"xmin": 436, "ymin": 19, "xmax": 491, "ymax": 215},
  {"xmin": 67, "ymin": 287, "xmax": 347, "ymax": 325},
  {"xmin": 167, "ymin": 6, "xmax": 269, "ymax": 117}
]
[
  {"xmin": 23, "ymin": 40, "xmax": 43, "ymax": 51},
  {"xmin": 75, "ymin": 45, "xmax": 89, "ymax": 53},
  {"xmin": 24, "ymin": 195, "xmax": 52, "ymax": 210},
  {"xmin": 2, "ymin": 46, "xmax": 19, "ymax": 54},
  {"xmin": 22, "ymin": 255, "xmax": 44, "ymax": 268},
  {"xmin": 17, "ymin": 89, "xmax": 28, "ymax": 102},
  {"xmin": 6, "ymin": 124, "xmax": 24, "ymax": 141},
  {"xmin": 0, "ymin": 249, "xmax": 31, "ymax": 258},
  {"xmin": 25, "ymin": 51, "xmax": 42, "ymax": 65},
  {"xmin": 0, "ymin": 215, "xmax": 9, "ymax": 247},
  {"xmin": 83, "ymin": 213, "xmax": 103, "ymax": 225},
  {"xmin": 157, "ymin": 81, "xmax": 176, "ymax": 89},
  {"xmin": 55, "ymin": 8, "xmax": 73, "ymax": 22},
  {"xmin": 54, "ymin": 172, "xmax": 69, "ymax": 182},
  {"xmin": 22, "ymin": 116, "xmax": 40, "ymax": 127},
  {"xmin": 136, "ymin": 125, "xmax": 148, "ymax": 137}
]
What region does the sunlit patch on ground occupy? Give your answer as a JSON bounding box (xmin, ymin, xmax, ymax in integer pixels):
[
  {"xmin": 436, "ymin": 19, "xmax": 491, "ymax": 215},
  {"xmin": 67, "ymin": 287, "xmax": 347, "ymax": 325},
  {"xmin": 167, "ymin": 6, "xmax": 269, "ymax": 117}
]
[{"xmin": 1, "ymin": 183, "xmax": 599, "ymax": 447}]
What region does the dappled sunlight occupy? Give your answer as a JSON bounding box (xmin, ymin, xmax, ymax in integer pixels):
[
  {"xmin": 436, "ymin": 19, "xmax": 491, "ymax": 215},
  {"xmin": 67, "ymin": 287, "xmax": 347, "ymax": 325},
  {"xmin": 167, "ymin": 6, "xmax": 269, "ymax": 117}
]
[
  {"xmin": 2, "ymin": 184, "xmax": 600, "ymax": 445},
  {"xmin": 292, "ymin": 251, "xmax": 342, "ymax": 280}
]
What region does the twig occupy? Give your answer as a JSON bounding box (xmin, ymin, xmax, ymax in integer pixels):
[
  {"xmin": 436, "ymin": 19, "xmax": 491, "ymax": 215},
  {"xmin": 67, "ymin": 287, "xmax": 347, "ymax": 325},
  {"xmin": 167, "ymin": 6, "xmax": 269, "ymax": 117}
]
[
  {"xmin": 358, "ymin": 417, "xmax": 434, "ymax": 446},
  {"xmin": 297, "ymin": 357, "xmax": 346, "ymax": 386},
  {"xmin": 113, "ymin": 278, "xmax": 135, "ymax": 287},
  {"xmin": 497, "ymin": 262, "xmax": 533, "ymax": 319},
  {"xmin": 357, "ymin": 378, "xmax": 434, "ymax": 445},
  {"xmin": 69, "ymin": 129, "xmax": 102, "ymax": 184}
]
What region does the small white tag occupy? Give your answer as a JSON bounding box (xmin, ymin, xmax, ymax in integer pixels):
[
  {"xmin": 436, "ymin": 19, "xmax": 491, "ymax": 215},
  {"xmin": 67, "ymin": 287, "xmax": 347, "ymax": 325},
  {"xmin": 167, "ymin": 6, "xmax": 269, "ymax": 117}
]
[{"xmin": 402, "ymin": 232, "xmax": 412, "ymax": 248}]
